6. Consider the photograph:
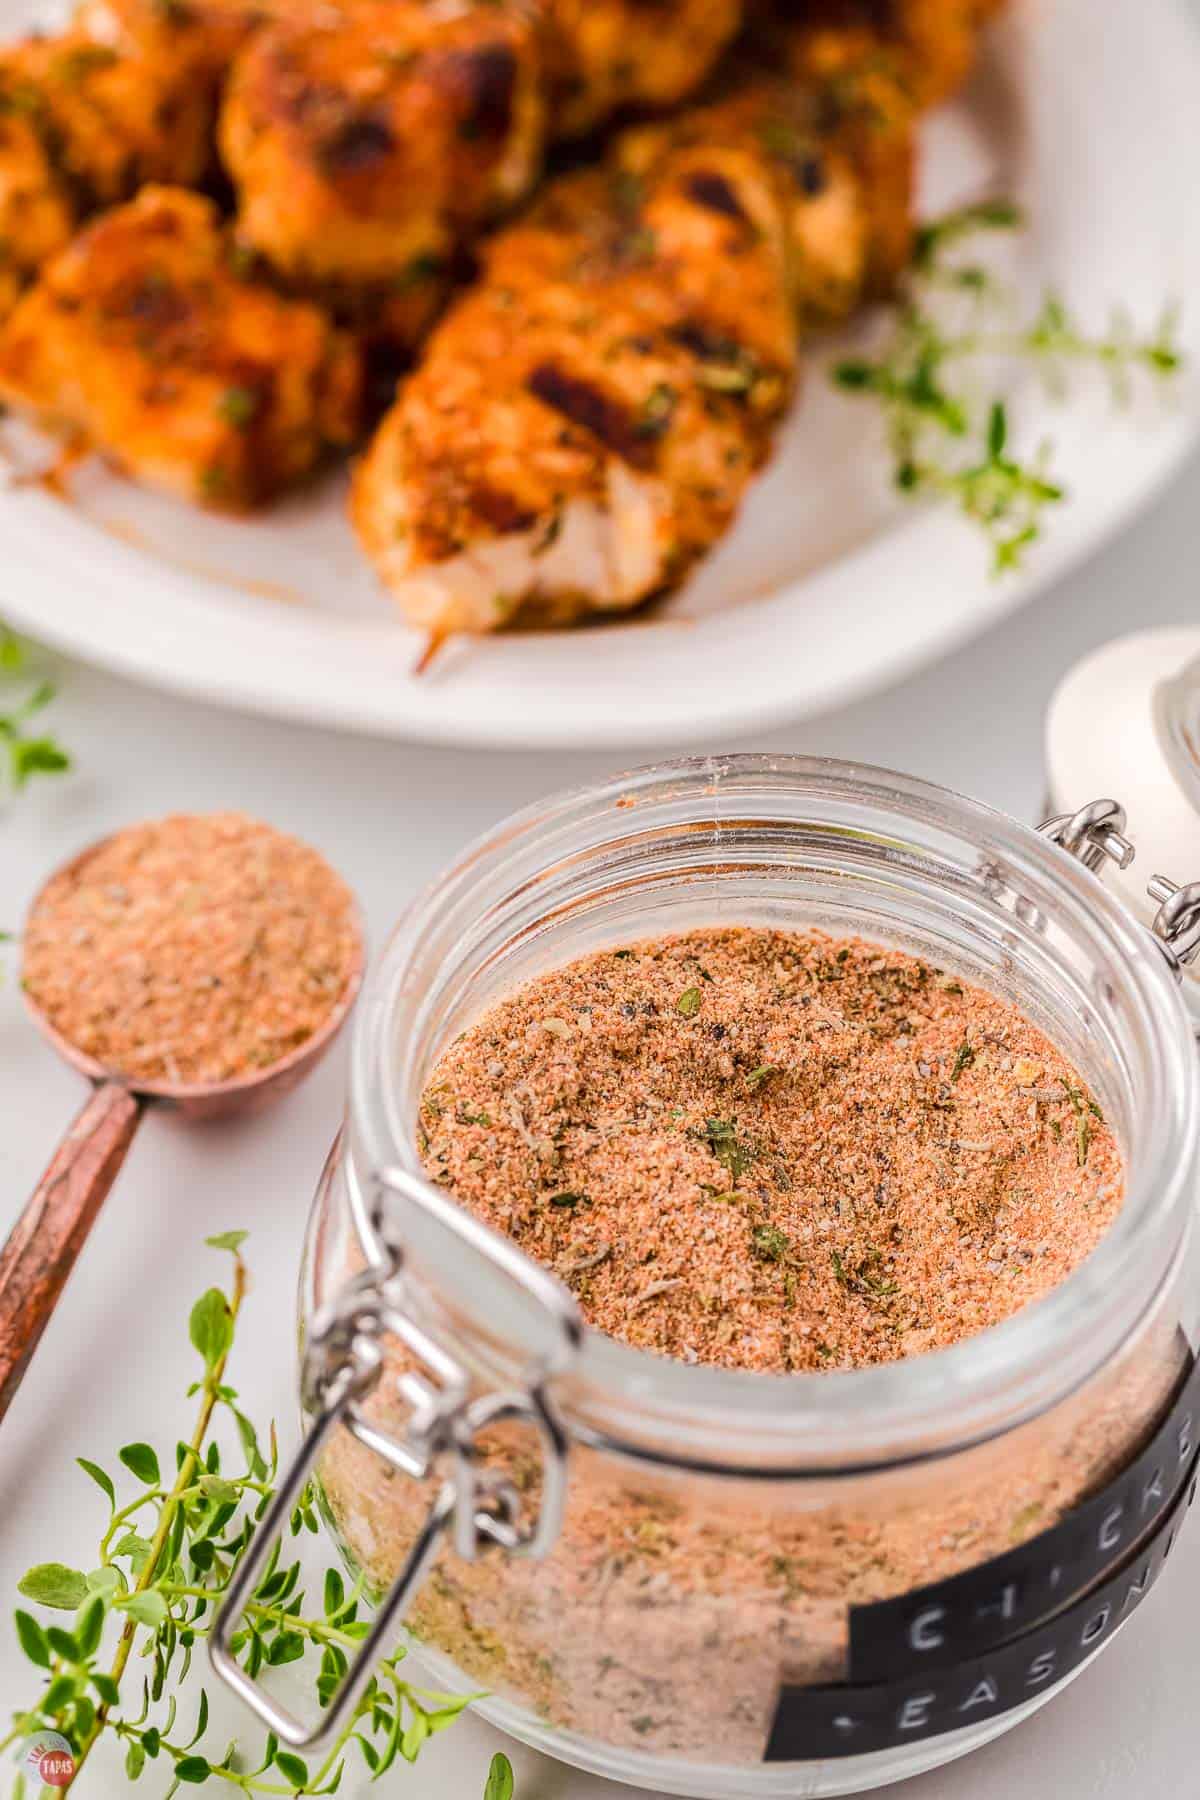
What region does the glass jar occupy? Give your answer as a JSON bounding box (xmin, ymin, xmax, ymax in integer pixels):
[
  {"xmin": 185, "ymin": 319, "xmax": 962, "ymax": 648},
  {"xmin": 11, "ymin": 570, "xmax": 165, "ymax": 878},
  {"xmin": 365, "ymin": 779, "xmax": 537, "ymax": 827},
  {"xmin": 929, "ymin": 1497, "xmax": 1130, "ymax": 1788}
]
[{"xmin": 232, "ymin": 756, "xmax": 1200, "ymax": 1797}]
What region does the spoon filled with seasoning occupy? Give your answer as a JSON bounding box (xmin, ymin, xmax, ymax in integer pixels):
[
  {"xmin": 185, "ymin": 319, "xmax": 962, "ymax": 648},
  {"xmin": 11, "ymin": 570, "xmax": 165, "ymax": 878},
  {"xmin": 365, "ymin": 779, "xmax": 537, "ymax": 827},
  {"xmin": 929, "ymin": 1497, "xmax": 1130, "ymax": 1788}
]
[{"xmin": 0, "ymin": 813, "xmax": 364, "ymax": 1422}]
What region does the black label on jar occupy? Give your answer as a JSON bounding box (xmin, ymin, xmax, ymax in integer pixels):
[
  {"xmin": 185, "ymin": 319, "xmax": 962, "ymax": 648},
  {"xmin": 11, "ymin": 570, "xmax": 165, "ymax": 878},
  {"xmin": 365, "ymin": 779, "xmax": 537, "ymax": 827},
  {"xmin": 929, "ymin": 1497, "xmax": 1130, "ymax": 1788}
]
[
  {"xmin": 764, "ymin": 1455, "xmax": 1197, "ymax": 1762},
  {"xmin": 847, "ymin": 1350, "xmax": 1200, "ymax": 1683}
]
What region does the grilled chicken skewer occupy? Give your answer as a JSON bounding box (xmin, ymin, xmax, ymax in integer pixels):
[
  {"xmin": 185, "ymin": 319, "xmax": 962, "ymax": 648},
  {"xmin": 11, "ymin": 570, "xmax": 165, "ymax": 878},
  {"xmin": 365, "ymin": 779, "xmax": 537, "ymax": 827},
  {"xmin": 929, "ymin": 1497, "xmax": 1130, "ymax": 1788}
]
[
  {"xmin": 354, "ymin": 0, "xmax": 1010, "ymax": 645},
  {"xmin": 353, "ymin": 67, "xmax": 914, "ymax": 646},
  {"xmin": 0, "ymin": 186, "xmax": 363, "ymax": 510},
  {"xmin": 218, "ymin": 0, "xmax": 744, "ymax": 344},
  {"xmin": 0, "ymin": 30, "xmax": 213, "ymax": 321}
]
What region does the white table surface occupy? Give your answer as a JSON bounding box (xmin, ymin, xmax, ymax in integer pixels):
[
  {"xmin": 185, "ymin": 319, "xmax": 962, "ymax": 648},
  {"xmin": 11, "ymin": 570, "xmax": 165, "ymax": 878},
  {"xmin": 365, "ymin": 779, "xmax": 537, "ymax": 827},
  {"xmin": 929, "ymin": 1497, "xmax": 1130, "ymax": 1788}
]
[{"xmin": 6, "ymin": 435, "xmax": 1200, "ymax": 1798}]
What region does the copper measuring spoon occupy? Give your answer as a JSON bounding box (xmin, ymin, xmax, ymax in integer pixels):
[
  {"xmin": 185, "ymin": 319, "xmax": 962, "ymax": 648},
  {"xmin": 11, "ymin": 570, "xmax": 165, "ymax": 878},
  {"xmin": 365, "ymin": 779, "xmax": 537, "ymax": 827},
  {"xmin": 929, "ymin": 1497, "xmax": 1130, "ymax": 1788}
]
[{"xmin": 0, "ymin": 826, "xmax": 365, "ymax": 1422}]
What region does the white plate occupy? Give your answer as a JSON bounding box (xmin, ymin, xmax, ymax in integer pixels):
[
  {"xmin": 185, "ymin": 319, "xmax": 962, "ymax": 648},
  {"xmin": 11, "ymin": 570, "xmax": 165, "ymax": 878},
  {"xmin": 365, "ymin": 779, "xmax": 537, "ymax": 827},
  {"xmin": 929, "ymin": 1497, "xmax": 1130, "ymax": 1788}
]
[{"xmin": 4, "ymin": 0, "xmax": 1200, "ymax": 748}]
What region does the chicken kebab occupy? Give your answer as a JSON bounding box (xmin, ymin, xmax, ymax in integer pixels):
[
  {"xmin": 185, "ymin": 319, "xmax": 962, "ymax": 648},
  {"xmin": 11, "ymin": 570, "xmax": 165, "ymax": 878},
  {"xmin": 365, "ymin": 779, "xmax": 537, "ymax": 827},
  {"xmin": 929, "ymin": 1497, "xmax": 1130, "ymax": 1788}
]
[
  {"xmin": 351, "ymin": 0, "xmax": 1008, "ymax": 650},
  {"xmin": 0, "ymin": 0, "xmax": 1005, "ymax": 561},
  {"xmin": 352, "ymin": 64, "xmax": 917, "ymax": 650},
  {"xmin": 74, "ymin": 0, "xmax": 743, "ymax": 344},
  {"xmin": 0, "ymin": 0, "xmax": 744, "ymax": 500}
]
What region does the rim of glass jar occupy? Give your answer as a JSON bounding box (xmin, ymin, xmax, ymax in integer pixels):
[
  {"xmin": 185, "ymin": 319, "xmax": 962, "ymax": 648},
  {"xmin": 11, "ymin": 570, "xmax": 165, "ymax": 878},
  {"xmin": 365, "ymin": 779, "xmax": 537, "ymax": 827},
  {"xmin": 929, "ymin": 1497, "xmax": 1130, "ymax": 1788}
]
[{"xmin": 348, "ymin": 754, "xmax": 1199, "ymax": 1475}]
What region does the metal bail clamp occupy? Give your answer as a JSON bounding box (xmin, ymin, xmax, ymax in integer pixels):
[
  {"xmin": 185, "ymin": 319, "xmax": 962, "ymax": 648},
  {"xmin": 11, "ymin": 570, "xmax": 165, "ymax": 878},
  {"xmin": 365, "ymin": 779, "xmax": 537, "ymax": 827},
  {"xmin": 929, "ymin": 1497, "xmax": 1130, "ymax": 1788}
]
[
  {"xmin": 209, "ymin": 1166, "xmax": 582, "ymax": 1749},
  {"xmin": 1040, "ymin": 797, "xmax": 1200, "ymax": 985}
]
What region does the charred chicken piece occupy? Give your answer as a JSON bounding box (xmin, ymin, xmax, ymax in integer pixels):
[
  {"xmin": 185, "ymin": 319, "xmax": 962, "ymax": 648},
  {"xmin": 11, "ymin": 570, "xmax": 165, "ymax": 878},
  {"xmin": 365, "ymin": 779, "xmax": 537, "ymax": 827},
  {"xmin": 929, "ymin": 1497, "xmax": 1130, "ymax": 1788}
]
[
  {"xmin": 354, "ymin": 221, "xmax": 792, "ymax": 643},
  {"xmin": 76, "ymin": 0, "xmax": 296, "ymax": 74},
  {"xmin": 0, "ymin": 186, "xmax": 363, "ymax": 511},
  {"xmin": 0, "ymin": 27, "xmax": 214, "ymax": 317},
  {"xmin": 769, "ymin": 0, "xmax": 1004, "ymax": 113},
  {"xmin": 353, "ymin": 70, "xmax": 908, "ymax": 647},
  {"xmin": 220, "ymin": 1, "xmax": 545, "ymax": 340},
  {"xmin": 220, "ymin": 0, "xmax": 744, "ymax": 344},
  {"xmin": 617, "ymin": 67, "xmax": 915, "ymax": 325},
  {"xmin": 536, "ymin": 0, "xmax": 744, "ymax": 136},
  {"xmin": 3, "ymin": 32, "xmax": 213, "ymax": 206},
  {"xmin": 353, "ymin": 71, "xmax": 917, "ymax": 647},
  {"xmin": 0, "ymin": 110, "xmax": 76, "ymax": 323}
]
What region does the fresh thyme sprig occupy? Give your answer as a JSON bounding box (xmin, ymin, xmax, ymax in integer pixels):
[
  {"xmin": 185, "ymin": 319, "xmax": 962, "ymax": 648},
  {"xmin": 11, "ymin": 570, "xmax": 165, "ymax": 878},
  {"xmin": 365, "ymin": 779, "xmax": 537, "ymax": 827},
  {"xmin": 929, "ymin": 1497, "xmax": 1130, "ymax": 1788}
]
[
  {"xmin": 4, "ymin": 1235, "xmax": 502, "ymax": 1798},
  {"xmin": 0, "ymin": 626, "xmax": 71, "ymax": 794},
  {"xmin": 833, "ymin": 200, "xmax": 1185, "ymax": 572}
]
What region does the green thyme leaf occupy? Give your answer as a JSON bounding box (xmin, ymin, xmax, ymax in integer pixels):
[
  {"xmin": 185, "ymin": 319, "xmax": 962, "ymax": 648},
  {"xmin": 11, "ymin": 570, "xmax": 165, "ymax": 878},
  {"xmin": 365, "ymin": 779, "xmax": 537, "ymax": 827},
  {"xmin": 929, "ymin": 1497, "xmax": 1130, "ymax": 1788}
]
[
  {"xmin": 14, "ymin": 1608, "xmax": 51, "ymax": 1667},
  {"xmin": 117, "ymin": 1590, "xmax": 168, "ymax": 1629},
  {"xmin": 218, "ymin": 385, "xmax": 260, "ymax": 430},
  {"xmin": 636, "ymin": 381, "xmax": 676, "ymax": 439},
  {"xmin": 745, "ymin": 1065, "xmax": 779, "ymax": 1092},
  {"xmin": 76, "ymin": 1458, "xmax": 116, "ymax": 1506},
  {"xmin": 113, "ymin": 1531, "xmax": 153, "ymax": 1570},
  {"xmin": 11, "ymin": 735, "xmax": 71, "ymax": 786},
  {"xmin": 205, "ymin": 1229, "xmax": 248, "ymax": 1252},
  {"xmin": 677, "ymin": 986, "xmax": 702, "ymax": 1017},
  {"xmin": 199, "ymin": 1474, "xmax": 240, "ymax": 1505},
  {"xmin": 485, "ymin": 1753, "xmax": 515, "ymax": 1800},
  {"xmin": 0, "ymin": 628, "xmax": 73, "ymax": 794},
  {"xmin": 698, "ymin": 1117, "xmax": 751, "ymax": 1182},
  {"xmin": 18, "ymin": 1562, "xmax": 89, "ymax": 1610},
  {"xmin": 950, "ymin": 1040, "xmax": 975, "ymax": 1083},
  {"xmin": 119, "ymin": 1443, "xmax": 161, "ymax": 1486},
  {"xmin": 45, "ymin": 1624, "xmax": 81, "ymax": 1661},
  {"xmin": 8, "ymin": 1237, "xmax": 478, "ymax": 1795},
  {"xmin": 189, "ymin": 1287, "xmax": 234, "ymax": 1371},
  {"xmin": 174, "ymin": 1755, "xmax": 211, "ymax": 1783},
  {"xmin": 75, "ymin": 1592, "xmax": 107, "ymax": 1657},
  {"xmin": 912, "ymin": 198, "xmax": 1023, "ymax": 272},
  {"xmin": 751, "ymin": 1223, "xmax": 791, "ymax": 1264},
  {"xmin": 832, "ymin": 201, "xmax": 1182, "ymax": 573},
  {"xmin": 1060, "ymin": 1080, "xmax": 1094, "ymax": 1165}
]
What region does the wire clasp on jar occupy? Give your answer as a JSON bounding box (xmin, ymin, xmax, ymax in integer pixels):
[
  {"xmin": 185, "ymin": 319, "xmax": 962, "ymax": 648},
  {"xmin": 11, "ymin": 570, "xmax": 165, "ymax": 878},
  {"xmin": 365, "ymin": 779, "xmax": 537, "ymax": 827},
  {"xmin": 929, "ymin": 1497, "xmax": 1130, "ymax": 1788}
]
[
  {"xmin": 209, "ymin": 1167, "xmax": 582, "ymax": 1750},
  {"xmin": 1040, "ymin": 798, "xmax": 1200, "ymax": 981}
]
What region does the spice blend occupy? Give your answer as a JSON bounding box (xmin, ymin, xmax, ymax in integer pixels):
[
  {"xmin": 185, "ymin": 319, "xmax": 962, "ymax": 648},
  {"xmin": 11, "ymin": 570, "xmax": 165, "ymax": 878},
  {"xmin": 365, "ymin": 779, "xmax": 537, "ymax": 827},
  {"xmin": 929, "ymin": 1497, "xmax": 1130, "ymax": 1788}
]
[
  {"xmin": 417, "ymin": 926, "xmax": 1124, "ymax": 1372},
  {"xmin": 317, "ymin": 926, "xmax": 1182, "ymax": 1766},
  {"xmin": 23, "ymin": 812, "xmax": 359, "ymax": 1087}
]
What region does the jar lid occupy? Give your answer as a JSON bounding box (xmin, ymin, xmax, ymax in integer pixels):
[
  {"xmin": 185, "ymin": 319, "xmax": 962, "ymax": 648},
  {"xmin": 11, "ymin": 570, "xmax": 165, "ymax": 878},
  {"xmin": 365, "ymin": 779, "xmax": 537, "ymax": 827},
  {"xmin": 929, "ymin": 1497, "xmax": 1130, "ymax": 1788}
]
[{"xmin": 1158, "ymin": 640, "xmax": 1200, "ymax": 817}]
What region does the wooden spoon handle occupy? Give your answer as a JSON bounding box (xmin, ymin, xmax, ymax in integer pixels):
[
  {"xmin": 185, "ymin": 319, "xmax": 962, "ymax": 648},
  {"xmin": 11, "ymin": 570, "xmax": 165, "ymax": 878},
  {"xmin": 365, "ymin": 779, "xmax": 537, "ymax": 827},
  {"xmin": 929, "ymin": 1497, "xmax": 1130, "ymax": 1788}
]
[{"xmin": 0, "ymin": 1081, "xmax": 142, "ymax": 1423}]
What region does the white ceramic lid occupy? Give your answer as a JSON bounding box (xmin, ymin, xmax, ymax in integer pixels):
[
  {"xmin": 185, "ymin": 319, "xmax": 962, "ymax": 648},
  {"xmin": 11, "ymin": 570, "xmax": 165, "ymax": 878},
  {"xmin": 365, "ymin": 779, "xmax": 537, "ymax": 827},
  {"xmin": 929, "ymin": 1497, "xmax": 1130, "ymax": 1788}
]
[{"xmin": 1046, "ymin": 627, "xmax": 1200, "ymax": 991}]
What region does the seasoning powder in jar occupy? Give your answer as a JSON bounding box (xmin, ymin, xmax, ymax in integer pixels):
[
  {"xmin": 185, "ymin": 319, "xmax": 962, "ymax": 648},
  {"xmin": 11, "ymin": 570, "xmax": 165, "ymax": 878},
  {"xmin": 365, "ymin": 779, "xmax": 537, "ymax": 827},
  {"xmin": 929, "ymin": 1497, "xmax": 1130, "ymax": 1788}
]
[
  {"xmin": 416, "ymin": 927, "xmax": 1122, "ymax": 1372},
  {"xmin": 22, "ymin": 812, "xmax": 359, "ymax": 1088},
  {"xmin": 316, "ymin": 926, "xmax": 1180, "ymax": 1766}
]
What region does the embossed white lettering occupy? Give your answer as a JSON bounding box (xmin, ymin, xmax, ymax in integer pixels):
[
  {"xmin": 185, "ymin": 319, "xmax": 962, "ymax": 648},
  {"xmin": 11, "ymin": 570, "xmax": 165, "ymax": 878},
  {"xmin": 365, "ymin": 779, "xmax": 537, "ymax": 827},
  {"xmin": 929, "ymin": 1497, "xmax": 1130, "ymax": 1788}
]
[
  {"xmin": 959, "ymin": 1677, "xmax": 999, "ymax": 1712},
  {"xmin": 909, "ymin": 1608, "xmax": 946, "ymax": 1653},
  {"xmin": 1098, "ymin": 1505, "xmax": 1123, "ymax": 1552},
  {"xmin": 975, "ymin": 1585, "xmax": 1017, "ymax": 1624},
  {"xmin": 898, "ymin": 1695, "xmax": 935, "ymax": 1731}
]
